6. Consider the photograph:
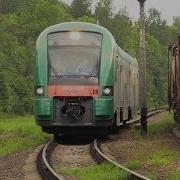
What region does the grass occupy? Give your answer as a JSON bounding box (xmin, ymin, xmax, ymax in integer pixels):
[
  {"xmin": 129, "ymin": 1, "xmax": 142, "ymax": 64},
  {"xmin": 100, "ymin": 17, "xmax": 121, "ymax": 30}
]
[
  {"xmin": 60, "ymin": 163, "xmax": 130, "ymax": 180},
  {"xmin": 56, "ymin": 112, "xmax": 179, "ymax": 179},
  {"xmin": 124, "ymin": 113, "xmax": 179, "ymax": 168},
  {"xmin": 168, "ymin": 171, "xmax": 180, "ymax": 180},
  {"xmin": 145, "ymin": 113, "xmax": 180, "ymax": 168},
  {"xmin": 59, "ymin": 161, "xmax": 142, "ymax": 180},
  {"xmin": 125, "ymin": 160, "xmax": 142, "ymax": 170},
  {"xmin": 109, "ymin": 113, "xmax": 179, "ymax": 178},
  {"xmin": 147, "ymin": 149, "xmax": 179, "ymax": 167},
  {"xmin": 146, "ymin": 172, "xmax": 158, "ymax": 179},
  {"xmin": 0, "ymin": 115, "xmax": 50, "ymax": 156},
  {"xmin": 148, "ymin": 113, "xmax": 174, "ymax": 136}
]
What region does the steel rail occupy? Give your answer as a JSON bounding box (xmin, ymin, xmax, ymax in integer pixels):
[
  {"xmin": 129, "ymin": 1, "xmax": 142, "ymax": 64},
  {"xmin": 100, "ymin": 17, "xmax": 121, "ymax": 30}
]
[
  {"xmin": 37, "ymin": 141, "xmax": 64, "ymax": 180},
  {"xmin": 91, "ymin": 108, "xmax": 168, "ymax": 180},
  {"xmin": 93, "ymin": 139, "xmax": 151, "ymax": 180},
  {"xmin": 127, "ymin": 107, "xmax": 168, "ymax": 126},
  {"xmin": 37, "ymin": 108, "xmax": 167, "ymax": 179}
]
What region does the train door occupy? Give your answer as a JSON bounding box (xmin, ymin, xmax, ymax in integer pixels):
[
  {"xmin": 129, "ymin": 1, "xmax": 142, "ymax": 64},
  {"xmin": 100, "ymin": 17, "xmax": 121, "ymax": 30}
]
[
  {"xmin": 116, "ymin": 64, "xmax": 121, "ymax": 125},
  {"xmin": 129, "ymin": 65, "xmax": 134, "ymax": 117},
  {"xmin": 171, "ymin": 48, "xmax": 176, "ymax": 105},
  {"xmin": 136, "ymin": 68, "xmax": 139, "ymax": 115},
  {"xmin": 113, "ymin": 56, "xmax": 118, "ymax": 113},
  {"xmin": 123, "ymin": 69, "xmax": 130, "ymax": 120},
  {"xmin": 168, "ymin": 47, "xmax": 172, "ymax": 108},
  {"xmin": 175, "ymin": 47, "xmax": 180, "ymax": 103},
  {"xmin": 119, "ymin": 65, "xmax": 124, "ymax": 122}
]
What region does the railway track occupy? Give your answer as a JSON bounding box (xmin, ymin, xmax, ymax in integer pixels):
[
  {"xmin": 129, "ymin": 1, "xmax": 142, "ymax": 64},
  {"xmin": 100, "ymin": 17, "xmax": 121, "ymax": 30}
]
[
  {"xmin": 127, "ymin": 107, "xmax": 167, "ymax": 126},
  {"xmin": 90, "ymin": 108, "xmax": 167, "ymax": 180},
  {"xmin": 90, "ymin": 138, "xmax": 150, "ymax": 180},
  {"xmin": 37, "ymin": 108, "xmax": 167, "ymax": 180},
  {"xmin": 37, "ymin": 141, "xmax": 64, "ymax": 180}
]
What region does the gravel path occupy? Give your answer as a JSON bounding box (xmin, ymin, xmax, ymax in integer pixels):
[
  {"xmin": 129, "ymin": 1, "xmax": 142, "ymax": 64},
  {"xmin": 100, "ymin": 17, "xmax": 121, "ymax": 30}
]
[
  {"xmin": 23, "ymin": 146, "xmax": 43, "ymax": 180},
  {"xmin": 1, "ymin": 112, "xmax": 173, "ymax": 180},
  {"xmin": 0, "ymin": 151, "xmax": 30, "ymax": 180},
  {"xmin": 51, "ymin": 144, "xmax": 96, "ymax": 170},
  {"xmin": 0, "ymin": 145, "xmax": 44, "ymax": 180},
  {"xmin": 100, "ymin": 112, "xmax": 180, "ymax": 179}
]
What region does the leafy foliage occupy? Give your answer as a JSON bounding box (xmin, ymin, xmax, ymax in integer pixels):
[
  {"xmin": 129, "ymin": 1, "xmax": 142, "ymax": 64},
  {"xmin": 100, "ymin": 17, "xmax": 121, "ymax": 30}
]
[
  {"xmin": 0, "ymin": 0, "xmax": 72, "ymax": 113},
  {"xmin": 71, "ymin": 0, "xmax": 92, "ymax": 18},
  {"xmin": 145, "ymin": 8, "xmax": 169, "ymax": 45},
  {"xmin": 0, "ymin": 0, "xmax": 22, "ymax": 14},
  {"xmin": 0, "ymin": 0, "xmax": 180, "ymax": 113},
  {"xmin": 94, "ymin": 0, "xmax": 113, "ymax": 28}
]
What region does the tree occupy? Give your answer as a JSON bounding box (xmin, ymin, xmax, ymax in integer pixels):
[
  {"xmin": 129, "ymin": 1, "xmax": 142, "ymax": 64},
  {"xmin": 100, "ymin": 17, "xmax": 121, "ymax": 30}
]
[
  {"xmin": 110, "ymin": 9, "xmax": 132, "ymax": 49},
  {"xmin": 0, "ymin": 0, "xmax": 72, "ymax": 114},
  {"xmin": 0, "ymin": 0, "xmax": 22, "ymax": 14},
  {"xmin": 168, "ymin": 16, "xmax": 180, "ymax": 43},
  {"xmin": 0, "ymin": 72, "xmax": 13, "ymax": 113},
  {"xmin": 145, "ymin": 34, "xmax": 167, "ymax": 107},
  {"xmin": 16, "ymin": 0, "xmax": 72, "ymax": 42},
  {"xmin": 172, "ymin": 16, "xmax": 180, "ymax": 29},
  {"xmin": 71, "ymin": 0, "xmax": 92, "ymax": 18},
  {"xmin": 145, "ymin": 8, "xmax": 169, "ymax": 45},
  {"xmin": 94, "ymin": 0, "xmax": 113, "ymax": 28},
  {"xmin": 32, "ymin": 1, "xmax": 72, "ymax": 36},
  {"xmin": 0, "ymin": 0, "xmax": 174, "ymax": 113},
  {"xmin": 77, "ymin": 15, "xmax": 96, "ymax": 23}
]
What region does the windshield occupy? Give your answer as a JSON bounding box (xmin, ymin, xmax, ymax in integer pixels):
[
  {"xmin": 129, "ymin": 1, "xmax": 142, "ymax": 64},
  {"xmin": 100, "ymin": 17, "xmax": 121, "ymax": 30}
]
[{"xmin": 48, "ymin": 32, "xmax": 102, "ymax": 84}]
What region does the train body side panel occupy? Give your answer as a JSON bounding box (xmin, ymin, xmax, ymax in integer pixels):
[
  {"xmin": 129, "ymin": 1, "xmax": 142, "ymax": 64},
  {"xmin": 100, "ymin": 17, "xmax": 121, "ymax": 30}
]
[
  {"xmin": 169, "ymin": 36, "xmax": 180, "ymax": 125},
  {"xmin": 113, "ymin": 46, "xmax": 139, "ymax": 125}
]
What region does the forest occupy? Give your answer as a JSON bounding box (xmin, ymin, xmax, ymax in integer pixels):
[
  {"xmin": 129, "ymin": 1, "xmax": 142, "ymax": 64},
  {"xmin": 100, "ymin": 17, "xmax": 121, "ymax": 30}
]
[{"xmin": 0, "ymin": 0, "xmax": 180, "ymax": 114}]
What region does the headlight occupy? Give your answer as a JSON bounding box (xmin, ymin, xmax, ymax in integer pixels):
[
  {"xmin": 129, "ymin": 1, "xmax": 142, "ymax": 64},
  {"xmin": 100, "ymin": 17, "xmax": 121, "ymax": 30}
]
[
  {"xmin": 103, "ymin": 87, "xmax": 113, "ymax": 96},
  {"xmin": 35, "ymin": 86, "xmax": 44, "ymax": 95}
]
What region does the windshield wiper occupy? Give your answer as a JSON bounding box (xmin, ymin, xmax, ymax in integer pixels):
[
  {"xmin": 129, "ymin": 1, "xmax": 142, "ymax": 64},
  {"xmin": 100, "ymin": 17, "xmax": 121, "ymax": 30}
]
[
  {"xmin": 84, "ymin": 72, "xmax": 97, "ymax": 79},
  {"xmin": 49, "ymin": 65, "xmax": 63, "ymax": 79},
  {"xmin": 49, "ymin": 66, "xmax": 97, "ymax": 79}
]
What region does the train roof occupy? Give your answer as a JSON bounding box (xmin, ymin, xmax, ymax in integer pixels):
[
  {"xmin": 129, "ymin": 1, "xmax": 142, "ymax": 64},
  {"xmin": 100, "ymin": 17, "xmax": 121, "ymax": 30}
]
[
  {"xmin": 37, "ymin": 22, "xmax": 115, "ymax": 43},
  {"xmin": 37, "ymin": 22, "xmax": 138, "ymax": 67},
  {"xmin": 117, "ymin": 46, "xmax": 138, "ymax": 67}
]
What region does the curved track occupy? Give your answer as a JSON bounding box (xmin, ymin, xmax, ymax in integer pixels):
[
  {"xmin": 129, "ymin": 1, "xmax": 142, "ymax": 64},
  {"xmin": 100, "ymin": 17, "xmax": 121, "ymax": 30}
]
[
  {"xmin": 90, "ymin": 108, "xmax": 167, "ymax": 180},
  {"xmin": 127, "ymin": 107, "xmax": 167, "ymax": 126},
  {"xmin": 90, "ymin": 139, "xmax": 150, "ymax": 180},
  {"xmin": 36, "ymin": 108, "xmax": 167, "ymax": 180},
  {"xmin": 37, "ymin": 141, "xmax": 64, "ymax": 180}
]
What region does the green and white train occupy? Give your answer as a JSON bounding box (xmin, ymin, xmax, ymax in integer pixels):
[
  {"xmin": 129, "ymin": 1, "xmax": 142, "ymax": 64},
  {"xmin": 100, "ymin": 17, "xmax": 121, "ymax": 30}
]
[{"xmin": 35, "ymin": 22, "xmax": 139, "ymax": 135}]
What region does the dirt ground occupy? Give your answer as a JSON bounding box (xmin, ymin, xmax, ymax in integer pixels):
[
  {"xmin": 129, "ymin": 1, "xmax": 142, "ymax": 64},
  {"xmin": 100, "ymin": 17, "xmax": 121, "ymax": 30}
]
[
  {"xmin": 0, "ymin": 112, "xmax": 179, "ymax": 180},
  {"xmin": 148, "ymin": 111, "xmax": 168, "ymax": 124},
  {"xmin": 0, "ymin": 151, "xmax": 30, "ymax": 180},
  {"xmin": 0, "ymin": 146, "xmax": 43, "ymax": 180},
  {"xmin": 51, "ymin": 144, "xmax": 96, "ymax": 170},
  {"xmin": 102, "ymin": 112, "xmax": 180, "ymax": 179}
]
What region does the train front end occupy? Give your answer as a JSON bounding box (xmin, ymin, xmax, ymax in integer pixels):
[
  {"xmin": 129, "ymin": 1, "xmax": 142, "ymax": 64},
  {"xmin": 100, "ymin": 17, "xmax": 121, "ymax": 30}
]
[{"xmin": 35, "ymin": 23, "xmax": 114, "ymax": 135}]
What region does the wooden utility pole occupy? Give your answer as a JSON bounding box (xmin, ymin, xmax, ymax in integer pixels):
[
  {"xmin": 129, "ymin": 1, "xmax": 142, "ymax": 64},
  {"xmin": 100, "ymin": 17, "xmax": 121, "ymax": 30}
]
[{"xmin": 138, "ymin": 0, "xmax": 147, "ymax": 134}]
